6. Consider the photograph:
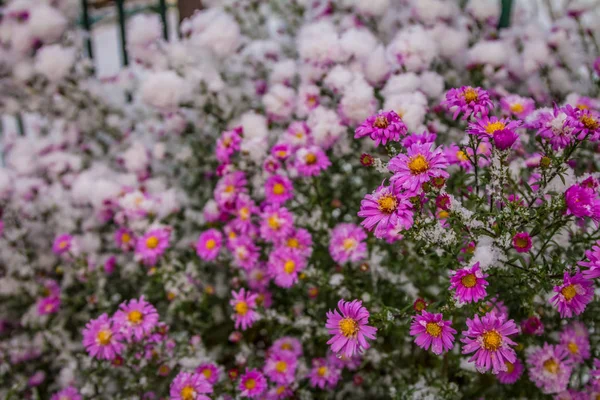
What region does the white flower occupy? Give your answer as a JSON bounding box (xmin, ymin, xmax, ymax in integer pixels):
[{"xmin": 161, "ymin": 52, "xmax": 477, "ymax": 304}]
[
  {"xmin": 297, "ymin": 21, "xmax": 343, "ymax": 65},
  {"xmin": 28, "ymin": 4, "xmax": 68, "ymax": 44},
  {"xmin": 121, "ymin": 142, "xmax": 149, "ymax": 174},
  {"xmin": 384, "ymin": 92, "xmax": 428, "ymax": 132},
  {"xmin": 466, "ymin": 0, "xmax": 501, "ymax": 23},
  {"xmin": 340, "ymin": 27, "xmax": 378, "ymax": 60},
  {"xmin": 419, "ymin": 71, "xmax": 444, "ymax": 98},
  {"xmin": 187, "ymin": 8, "xmax": 240, "ymax": 57},
  {"xmin": 363, "ymin": 45, "xmax": 390, "ymax": 85},
  {"xmin": 140, "ymin": 71, "xmax": 186, "ymax": 110},
  {"xmin": 35, "ymin": 44, "xmax": 75, "ymax": 82},
  {"xmin": 323, "ymin": 65, "xmax": 354, "ymax": 93},
  {"xmin": 307, "ymin": 106, "xmax": 344, "ymax": 148},
  {"xmin": 270, "ymin": 59, "xmax": 297, "ymax": 85},
  {"xmin": 353, "ymin": 0, "xmax": 390, "ymax": 16},
  {"xmin": 262, "ymin": 84, "xmax": 296, "ymax": 120},
  {"xmin": 382, "ymin": 73, "xmax": 421, "ymax": 97},
  {"xmin": 386, "ymin": 26, "xmax": 437, "ymax": 72},
  {"xmin": 339, "ymin": 75, "xmax": 377, "ymax": 125},
  {"xmin": 468, "ymin": 40, "xmax": 510, "ymax": 68}
]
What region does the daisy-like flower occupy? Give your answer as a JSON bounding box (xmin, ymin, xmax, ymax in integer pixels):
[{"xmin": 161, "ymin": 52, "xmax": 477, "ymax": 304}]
[
  {"xmin": 231, "ymin": 193, "xmax": 258, "ymax": 234},
  {"xmin": 565, "ymin": 104, "xmax": 600, "ymax": 141},
  {"xmin": 389, "ymin": 143, "xmax": 449, "ymax": 193},
  {"xmin": 559, "ymin": 325, "xmax": 590, "ymax": 364},
  {"xmin": 413, "ymin": 298, "xmax": 428, "ymax": 313},
  {"xmin": 246, "ymin": 264, "xmax": 270, "ymax": 290},
  {"xmin": 239, "ymin": 369, "xmax": 267, "ymax": 398},
  {"xmin": 357, "ymin": 184, "xmax": 414, "ymax": 238},
  {"xmin": 466, "ymin": 116, "xmax": 522, "ymax": 138},
  {"xmin": 196, "ymin": 229, "xmax": 222, "ymax": 261},
  {"xmin": 216, "ymin": 127, "xmax": 242, "ymax": 163},
  {"xmin": 579, "ymin": 240, "xmax": 600, "ymax": 279},
  {"xmin": 285, "ymin": 121, "xmax": 311, "ymax": 147},
  {"xmin": 549, "ymin": 271, "xmax": 594, "ymax": 318},
  {"xmin": 526, "ymin": 344, "xmax": 573, "ymax": 394},
  {"xmin": 113, "ymin": 296, "xmax": 159, "ymax": 341},
  {"xmin": 409, "ymin": 311, "xmax": 456, "ymax": 355},
  {"xmin": 115, "ymin": 227, "xmax": 135, "ymax": 251},
  {"xmin": 264, "ymin": 351, "xmax": 297, "ymax": 385},
  {"xmin": 231, "ymin": 237, "xmax": 260, "ymax": 270},
  {"xmin": 215, "ymin": 171, "xmax": 248, "ymax": 208},
  {"xmin": 500, "ymin": 95, "xmax": 535, "ymax": 118},
  {"xmin": 461, "ymin": 313, "xmax": 518, "ymax": 374},
  {"xmin": 266, "ymin": 384, "xmax": 293, "ymax": 400},
  {"xmin": 294, "ymin": 146, "xmax": 331, "ymax": 177},
  {"xmin": 512, "ymin": 232, "xmax": 532, "ymax": 253},
  {"xmin": 195, "ymin": 362, "xmax": 220, "ymax": 385},
  {"xmin": 402, "ymin": 132, "xmax": 437, "ymax": 148},
  {"xmin": 531, "ymin": 106, "xmax": 574, "ymax": 150},
  {"xmin": 360, "ymin": 153, "xmax": 374, "ymax": 167},
  {"xmin": 279, "ymin": 228, "xmax": 313, "ymax": 258},
  {"xmin": 271, "ymin": 143, "xmax": 293, "ymax": 160},
  {"xmin": 449, "ymin": 262, "xmax": 489, "ymax": 304},
  {"xmin": 325, "ymin": 299, "xmax": 377, "ymax": 358},
  {"xmin": 308, "ymin": 358, "xmax": 341, "ymax": 389},
  {"xmin": 496, "ymin": 358, "xmax": 524, "ymax": 384},
  {"xmin": 135, "ymin": 227, "xmax": 170, "ymax": 266},
  {"xmin": 271, "ymin": 337, "xmax": 303, "ymax": 357},
  {"xmin": 267, "ymin": 247, "xmax": 307, "ymax": 288},
  {"xmin": 52, "ymin": 233, "xmax": 73, "ymax": 255},
  {"xmin": 82, "ymin": 314, "xmax": 125, "ymax": 361},
  {"xmin": 37, "ymin": 296, "xmax": 60, "ymax": 315},
  {"xmin": 259, "ymin": 205, "xmax": 294, "ymax": 242},
  {"xmin": 230, "ymin": 289, "xmax": 260, "ymax": 331},
  {"xmin": 354, "ymin": 110, "xmax": 407, "ymax": 146},
  {"xmin": 564, "ymin": 184, "xmax": 600, "ymax": 222},
  {"xmin": 169, "ymin": 371, "xmax": 213, "ymax": 400},
  {"xmin": 443, "ymin": 86, "xmax": 493, "ymax": 120},
  {"xmin": 521, "ymin": 316, "xmax": 544, "ymax": 336},
  {"xmin": 264, "ymin": 175, "xmax": 294, "ymax": 205},
  {"xmin": 50, "ymin": 386, "xmax": 82, "ymax": 400},
  {"xmin": 328, "ymin": 223, "xmax": 367, "ymax": 264}
]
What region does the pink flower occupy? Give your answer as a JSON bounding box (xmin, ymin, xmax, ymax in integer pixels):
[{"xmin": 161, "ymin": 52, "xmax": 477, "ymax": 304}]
[
  {"xmin": 325, "ymin": 299, "xmax": 377, "ymax": 358},
  {"xmin": 549, "ymin": 271, "xmax": 594, "ymax": 318},
  {"xmin": 409, "ymin": 311, "xmax": 456, "ymax": 355},
  {"xmin": 271, "ymin": 143, "xmax": 293, "ymax": 160},
  {"xmin": 271, "ymin": 337, "xmax": 303, "ymax": 357},
  {"xmin": 196, "ymin": 229, "xmax": 222, "ymax": 261},
  {"xmin": 500, "ymin": 95, "xmax": 535, "ymax": 118},
  {"xmin": 461, "ymin": 313, "xmax": 518, "ymax": 374},
  {"xmin": 389, "ymin": 143, "xmax": 449, "ymax": 193},
  {"xmin": 285, "ymin": 121, "xmax": 312, "ymax": 147},
  {"xmin": 230, "ymin": 289, "xmax": 260, "ymax": 331},
  {"xmin": 521, "ymin": 316, "xmax": 544, "ymax": 336},
  {"xmin": 559, "ymin": 325, "xmax": 590, "ymax": 364},
  {"xmin": 265, "ymin": 385, "xmax": 293, "ymax": 400},
  {"xmin": 402, "ymin": 132, "xmax": 437, "ymax": 148},
  {"xmin": 443, "ymin": 86, "xmax": 493, "ymax": 120},
  {"xmin": 231, "ymin": 237, "xmax": 260, "ymax": 270},
  {"xmin": 579, "ymin": 240, "xmax": 600, "ymax": 279},
  {"xmin": 135, "ymin": 227, "xmax": 171, "ymax": 266},
  {"xmin": 466, "ymin": 116, "xmax": 522, "ymax": 138},
  {"xmin": 278, "ymin": 228, "xmax": 313, "ymax": 258},
  {"xmin": 231, "ymin": 194, "xmax": 258, "ymax": 234},
  {"xmin": 496, "ymin": 358, "xmax": 524, "ymax": 384},
  {"xmin": 354, "ymin": 110, "xmax": 407, "ymax": 146},
  {"xmin": 259, "ymin": 205, "xmax": 294, "ymax": 242},
  {"xmin": 264, "ymin": 175, "xmax": 294, "ymax": 205},
  {"xmin": 82, "ymin": 314, "xmax": 125, "ymax": 361},
  {"xmin": 264, "ymin": 351, "xmax": 297, "ymax": 385},
  {"xmin": 565, "ymin": 184, "xmax": 600, "ymax": 221},
  {"xmin": 37, "ymin": 296, "xmax": 60, "ymax": 315},
  {"xmin": 357, "ymin": 184, "xmax": 414, "ymax": 238},
  {"xmin": 492, "ymin": 129, "xmax": 519, "ymax": 150},
  {"xmin": 564, "ymin": 104, "xmax": 600, "ymax": 141},
  {"xmin": 526, "ymin": 344, "xmax": 573, "ymax": 394},
  {"xmin": 215, "ymin": 171, "xmax": 248, "ymax": 208},
  {"xmin": 169, "ymin": 371, "xmax": 213, "ymax": 400},
  {"xmin": 113, "ymin": 296, "xmax": 159, "ymax": 341},
  {"xmin": 512, "ymin": 232, "xmax": 532, "ymax": 253},
  {"xmin": 52, "ymin": 233, "xmax": 72, "ymax": 255},
  {"xmin": 50, "ymin": 386, "xmax": 81, "ymax": 400},
  {"xmin": 449, "ymin": 263, "xmax": 489, "ymax": 304},
  {"xmin": 216, "ymin": 127, "xmax": 242, "ymax": 163},
  {"xmin": 328, "ymin": 223, "xmax": 367, "ymax": 264},
  {"xmin": 267, "ymin": 247, "xmax": 307, "ymax": 288},
  {"xmin": 195, "ymin": 363, "xmax": 220, "ymax": 385},
  {"xmin": 294, "ymin": 146, "xmax": 331, "ymax": 177},
  {"xmin": 238, "ymin": 369, "xmax": 267, "ymax": 398},
  {"xmin": 530, "ymin": 106, "xmax": 574, "ymax": 150},
  {"xmin": 308, "ymin": 358, "xmax": 341, "ymax": 389},
  {"xmin": 115, "ymin": 227, "xmax": 135, "ymax": 251}
]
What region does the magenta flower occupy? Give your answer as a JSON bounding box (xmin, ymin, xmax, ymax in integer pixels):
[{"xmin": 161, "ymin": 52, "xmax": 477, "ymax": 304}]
[
  {"xmin": 115, "ymin": 227, "xmax": 135, "ymax": 251},
  {"xmin": 579, "ymin": 240, "xmax": 600, "ymax": 279},
  {"xmin": 559, "ymin": 325, "xmax": 590, "ymax": 364},
  {"xmin": 239, "ymin": 369, "xmax": 267, "ymax": 398},
  {"xmin": 267, "ymin": 247, "xmax": 307, "ymax": 288},
  {"xmin": 50, "ymin": 386, "xmax": 81, "ymax": 400},
  {"xmin": 526, "ymin": 344, "xmax": 573, "ymax": 394},
  {"xmin": 259, "ymin": 205, "xmax": 294, "ymax": 242},
  {"xmin": 565, "ymin": 184, "xmax": 600, "ymax": 221},
  {"xmin": 216, "ymin": 127, "xmax": 242, "ymax": 163},
  {"xmin": 52, "ymin": 233, "xmax": 73, "ymax": 255},
  {"xmin": 195, "ymin": 363, "xmax": 220, "ymax": 385},
  {"xmin": 231, "ymin": 237, "xmax": 260, "ymax": 270},
  {"xmin": 135, "ymin": 227, "xmax": 170, "ymax": 266},
  {"xmin": 325, "ymin": 299, "xmax": 377, "ymax": 358},
  {"xmin": 264, "ymin": 175, "xmax": 294, "ymax": 205},
  {"xmin": 231, "ymin": 193, "xmax": 258, "ymax": 234},
  {"xmin": 531, "ymin": 106, "xmax": 574, "ymax": 150},
  {"xmin": 443, "ymin": 86, "xmax": 493, "ymax": 120},
  {"xmin": 271, "ymin": 143, "xmax": 293, "ymax": 160},
  {"xmin": 230, "ymin": 289, "xmax": 260, "ymax": 331},
  {"xmin": 521, "ymin": 316, "xmax": 544, "ymax": 336},
  {"xmin": 308, "ymin": 358, "xmax": 341, "ymax": 389},
  {"xmin": 271, "ymin": 337, "xmax": 303, "ymax": 357},
  {"xmin": 215, "ymin": 171, "xmax": 248, "ymax": 208},
  {"xmin": 402, "ymin": 132, "xmax": 437, "ymax": 148},
  {"xmin": 409, "ymin": 311, "xmax": 456, "ymax": 355},
  {"xmin": 113, "ymin": 296, "xmax": 159, "ymax": 341},
  {"xmin": 285, "ymin": 121, "xmax": 312, "ymax": 147},
  {"xmin": 565, "ymin": 104, "xmax": 600, "ymax": 141},
  {"xmin": 37, "ymin": 296, "xmax": 60, "ymax": 315},
  {"xmin": 266, "ymin": 385, "xmax": 293, "ymax": 399},
  {"xmin": 461, "ymin": 313, "xmax": 518, "ymax": 374},
  {"xmin": 500, "ymin": 95, "xmax": 535, "ymax": 118},
  {"xmin": 328, "ymin": 223, "xmax": 367, "ymax": 264},
  {"xmin": 294, "ymin": 146, "xmax": 331, "ymax": 177},
  {"xmin": 496, "ymin": 358, "xmax": 524, "ymax": 384},
  {"xmin": 466, "ymin": 116, "xmax": 522, "ymax": 138},
  {"xmin": 549, "ymin": 271, "xmax": 594, "ymax": 318},
  {"xmin": 82, "ymin": 314, "xmax": 125, "ymax": 361},
  {"xmin": 196, "ymin": 229, "xmax": 222, "ymax": 261},
  {"xmin": 354, "ymin": 110, "xmax": 407, "ymax": 146},
  {"xmin": 169, "ymin": 371, "xmax": 213, "ymax": 400},
  {"xmin": 264, "ymin": 351, "xmax": 297, "ymax": 385},
  {"xmin": 278, "ymin": 228, "xmax": 313, "ymax": 258},
  {"xmin": 492, "ymin": 129, "xmax": 519, "ymax": 150},
  {"xmin": 389, "ymin": 143, "xmax": 449, "ymax": 193},
  {"xmin": 449, "ymin": 262, "xmax": 489, "ymax": 304},
  {"xmin": 357, "ymin": 184, "xmax": 414, "ymax": 238},
  {"xmin": 512, "ymin": 232, "xmax": 532, "ymax": 253}
]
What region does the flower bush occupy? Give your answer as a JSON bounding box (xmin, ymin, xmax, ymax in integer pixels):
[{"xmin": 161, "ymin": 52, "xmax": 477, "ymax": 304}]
[{"xmin": 1, "ymin": 0, "xmax": 600, "ymax": 399}]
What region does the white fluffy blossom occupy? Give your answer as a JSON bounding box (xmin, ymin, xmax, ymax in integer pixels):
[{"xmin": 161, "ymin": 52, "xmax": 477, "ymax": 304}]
[
  {"xmin": 35, "ymin": 44, "xmax": 75, "ymax": 82},
  {"xmin": 140, "ymin": 71, "xmax": 186, "ymax": 110},
  {"xmin": 386, "ymin": 26, "xmax": 437, "ymax": 72}
]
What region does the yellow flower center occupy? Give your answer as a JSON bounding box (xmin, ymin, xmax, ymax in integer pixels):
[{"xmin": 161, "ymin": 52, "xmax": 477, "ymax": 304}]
[
  {"xmin": 287, "ymin": 238, "xmax": 299, "ymax": 248},
  {"xmin": 581, "ymin": 115, "xmax": 599, "ymax": 130},
  {"xmin": 275, "ymin": 361, "xmax": 288, "ymax": 373},
  {"xmin": 456, "ymin": 150, "xmax": 468, "ymax": 161},
  {"xmin": 482, "ymin": 330, "xmax": 502, "ymax": 351},
  {"xmin": 463, "ymin": 87, "xmax": 478, "ymax": 103},
  {"xmin": 373, "ymin": 115, "xmax": 389, "ymax": 129},
  {"xmin": 127, "ymin": 310, "xmax": 143, "ymax": 324},
  {"xmin": 377, "ymin": 194, "xmax": 397, "ymax": 214},
  {"xmin": 205, "ymin": 239, "xmax": 216, "ymax": 250},
  {"xmin": 438, "ymin": 210, "xmax": 449, "ymax": 219},
  {"xmin": 425, "ymin": 322, "xmax": 442, "ymax": 337},
  {"xmin": 181, "ymin": 386, "xmax": 195, "ymax": 400},
  {"xmin": 223, "ymin": 137, "xmax": 232, "ymax": 147},
  {"xmin": 342, "ymin": 238, "xmax": 357, "ymax": 251},
  {"xmin": 202, "ymin": 368, "xmax": 212, "ymax": 379},
  {"xmin": 284, "ymin": 260, "xmax": 296, "ymax": 274},
  {"xmin": 505, "ymin": 361, "xmax": 515, "ymax": 373},
  {"xmin": 276, "ymin": 386, "xmax": 286, "ymax": 395},
  {"xmin": 235, "ymin": 301, "xmax": 248, "ymax": 316},
  {"xmin": 509, "ymin": 103, "xmax": 524, "ymax": 114},
  {"xmin": 275, "ymin": 150, "xmax": 287, "ymax": 158},
  {"xmin": 272, "ymin": 183, "xmax": 285, "ymax": 195},
  {"xmin": 339, "ymin": 317, "xmax": 359, "ymax": 338},
  {"xmin": 225, "ymin": 185, "xmax": 235, "ymax": 193},
  {"xmin": 576, "ymin": 103, "xmax": 589, "ymax": 110},
  {"xmin": 461, "ymin": 273, "xmax": 477, "ymax": 288},
  {"xmin": 408, "ymin": 155, "xmax": 429, "ymax": 174},
  {"xmin": 281, "ymin": 343, "xmax": 293, "ymax": 350},
  {"xmin": 59, "ymin": 240, "xmax": 68, "ymax": 249},
  {"xmin": 485, "ymin": 121, "xmax": 506, "ymax": 135},
  {"xmin": 239, "ymin": 207, "xmax": 250, "ymax": 220},
  {"xmin": 146, "ymin": 236, "xmax": 159, "ymax": 249},
  {"xmin": 268, "ymin": 215, "xmax": 281, "ymax": 229},
  {"xmin": 561, "ymin": 284, "xmax": 577, "ymax": 301},
  {"xmin": 244, "ymin": 378, "xmax": 256, "ymax": 390},
  {"xmin": 514, "ymin": 237, "xmax": 528, "ymax": 249},
  {"xmin": 295, "ymin": 132, "xmax": 304, "ymax": 139},
  {"xmin": 543, "ymin": 358, "xmax": 558, "ymax": 374},
  {"xmin": 567, "ymin": 341, "xmax": 579, "ymax": 354},
  {"xmin": 305, "ymin": 153, "xmax": 317, "ymax": 165},
  {"xmin": 97, "ymin": 329, "xmax": 112, "ymax": 346},
  {"xmin": 121, "ymin": 233, "xmax": 131, "ymax": 243},
  {"xmin": 317, "ymin": 366, "xmax": 328, "ymax": 377}
]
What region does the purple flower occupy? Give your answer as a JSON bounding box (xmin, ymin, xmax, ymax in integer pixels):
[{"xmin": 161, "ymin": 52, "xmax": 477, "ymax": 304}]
[
  {"xmin": 278, "ymin": 228, "xmax": 313, "ymax": 258},
  {"xmin": 82, "ymin": 314, "xmax": 125, "ymax": 361},
  {"xmin": 230, "ymin": 288, "xmax": 260, "ymax": 331},
  {"xmin": 113, "ymin": 296, "xmax": 159, "ymax": 341},
  {"xmin": 325, "ymin": 299, "xmax": 377, "ymax": 358},
  {"xmin": 449, "ymin": 262, "xmax": 489, "ymax": 304},
  {"xmin": 271, "ymin": 143, "xmax": 293, "ymax": 160},
  {"xmin": 115, "ymin": 227, "xmax": 135, "ymax": 251},
  {"xmin": 389, "ymin": 143, "xmax": 449, "ymax": 193},
  {"xmin": 308, "ymin": 358, "xmax": 341, "ymax": 389},
  {"xmin": 497, "ymin": 358, "xmax": 524, "ymax": 384},
  {"xmin": 50, "ymin": 386, "xmax": 81, "ymax": 400},
  {"xmin": 409, "ymin": 311, "xmax": 456, "ymax": 355},
  {"xmin": 264, "ymin": 351, "xmax": 297, "ymax": 385},
  {"xmin": 564, "ymin": 104, "xmax": 600, "ymax": 141},
  {"xmin": 500, "ymin": 95, "xmax": 535, "ymax": 118},
  {"xmin": 231, "ymin": 237, "xmax": 260, "ymax": 270},
  {"xmin": 271, "ymin": 337, "xmax": 303, "ymax": 357},
  {"xmin": 267, "ymin": 247, "xmax": 307, "ymax": 288},
  {"xmin": 37, "ymin": 296, "xmax": 60, "ymax": 315},
  {"xmin": 559, "ymin": 325, "xmax": 590, "ymax": 364},
  {"xmin": 549, "ymin": 271, "xmax": 594, "ymax": 318},
  {"xmin": 493, "ymin": 129, "xmax": 519, "ymax": 150},
  {"xmin": 579, "ymin": 240, "xmax": 600, "ymax": 279},
  {"xmin": 264, "ymin": 175, "xmax": 294, "ymax": 205},
  {"xmin": 195, "ymin": 362, "xmax": 220, "ymax": 385},
  {"xmin": 169, "ymin": 371, "xmax": 213, "ymax": 400},
  {"xmin": 531, "ymin": 106, "xmax": 574, "ymax": 150},
  {"xmin": 52, "ymin": 234, "xmax": 73, "ymax": 255},
  {"xmin": 357, "ymin": 184, "xmax": 414, "ymax": 239},
  {"xmin": 135, "ymin": 227, "xmax": 171, "ymax": 266},
  {"xmin": 466, "ymin": 116, "xmax": 522, "ymax": 138},
  {"xmin": 294, "ymin": 146, "xmax": 331, "ymax": 177},
  {"xmin": 521, "ymin": 316, "xmax": 544, "ymax": 336},
  {"xmin": 215, "ymin": 171, "xmax": 248, "ymax": 208},
  {"xmin": 526, "ymin": 344, "xmax": 573, "ymax": 394},
  {"xmin": 443, "ymin": 86, "xmax": 493, "ymax": 120},
  {"xmin": 238, "ymin": 369, "xmax": 267, "ymax": 398},
  {"xmin": 231, "ymin": 194, "xmax": 258, "ymax": 234},
  {"xmin": 328, "ymin": 223, "xmax": 367, "ymax": 264},
  {"xmin": 512, "ymin": 232, "xmax": 532, "ymax": 253},
  {"xmin": 402, "ymin": 132, "xmax": 437, "ymax": 148},
  {"xmin": 354, "ymin": 110, "xmax": 407, "ymax": 146},
  {"xmin": 461, "ymin": 313, "xmax": 518, "ymax": 374},
  {"xmin": 565, "ymin": 184, "xmax": 600, "ymax": 221},
  {"xmin": 259, "ymin": 205, "xmax": 294, "ymax": 242},
  {"xmin": 196, "ymin": 229, "xmax": 223, "ymax": 261}
]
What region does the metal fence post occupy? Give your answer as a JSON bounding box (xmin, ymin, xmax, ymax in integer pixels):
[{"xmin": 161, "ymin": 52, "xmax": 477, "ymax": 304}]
[
  {"xmin": 116, "ymin": 0, "xmax": 129, "ymax": 66},
  {"xmin": 81, "ymin": 0, "xmax": 94, "ymax": 59},
  {"xmin": 498, "ymin": 0, "xmax": 513, "ymax": 29},
  {"xmin": 158, "ymin": 0, "xmax": 169, "ymax": 40}
]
